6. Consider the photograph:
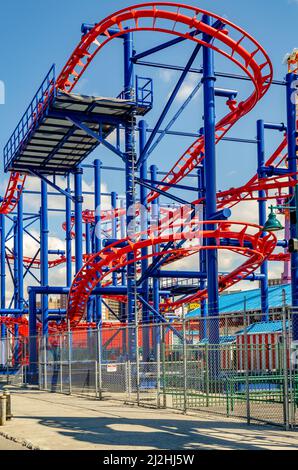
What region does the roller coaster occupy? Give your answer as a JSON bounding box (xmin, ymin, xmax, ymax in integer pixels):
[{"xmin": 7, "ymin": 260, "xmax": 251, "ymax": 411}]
[{"xmin": 1, "ymin": 3, "xmax": 298, "ymax": 372}]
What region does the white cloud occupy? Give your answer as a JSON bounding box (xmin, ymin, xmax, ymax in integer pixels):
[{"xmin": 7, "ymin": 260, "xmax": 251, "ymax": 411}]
[{"xmin": 159, "ymin": 69, "xmax": 176, "ymax": 83}]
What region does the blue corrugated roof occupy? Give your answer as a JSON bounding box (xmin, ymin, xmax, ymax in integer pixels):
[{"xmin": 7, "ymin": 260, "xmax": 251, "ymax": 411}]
[
  {"xmin": 199, "ymin": 335, "xmax": 236, "ymax": 344},
  {"xmin": 236, "ymin": 320, "xmax": 288, "ymax": 335},
  {"xmin": 186, "ymin": 283, "xmax": 291, "ymax": 319}
]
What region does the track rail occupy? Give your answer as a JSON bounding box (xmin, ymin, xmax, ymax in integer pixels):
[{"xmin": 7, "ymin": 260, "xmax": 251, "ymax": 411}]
[
  {"xmin": 1, "ymin": 3, "xmax": 294, "ymax": 330},
  {"xmin": 0, "ymin": 173, "xmax": 26, "ymax": 215}
]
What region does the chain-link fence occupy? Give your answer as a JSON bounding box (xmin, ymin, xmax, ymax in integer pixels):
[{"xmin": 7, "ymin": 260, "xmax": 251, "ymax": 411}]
[{"xmin": 2, "ymin": 310, "xmax": 298, "ymax": 429}]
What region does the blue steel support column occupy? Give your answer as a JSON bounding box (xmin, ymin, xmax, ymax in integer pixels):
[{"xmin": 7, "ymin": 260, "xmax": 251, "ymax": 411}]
[
  {"xmin": 124, "ymin": 31, "xmax": 137, "ymax": 360},
  {"xmin": 28, "ymin": 289, "xmax": 38, "ymax": 384},
  {"xmin": 202, "ymin": 15, "xmax": 219, "ymax": 344},
  {"xmin": 65, "ymin": 175, "xmax": 72, "ymax": 287},
  {"xmin": 120, "ymin": 199, "xmax": 127, "ymax": 287},
  {"xmin": 124, "ymin": 32, "xmax": 134, "ymax": 99},
  {"xmin": 139, "ymin": 120, "xmax": 150, "ymax": 361},
  {"xmin": 74, "ymin": 167, "xmax": 83, "ymax": 275},
  {"xmin": 94, "ymin": 160, "xmax": 102, "ymax": 324},
  {"xmin": 13, "ymin": 217, "xmax": 20, "ymax": 364},
  {"xmin": 197, "ymin": 167, "xmax": 207, "ymax": 339},
  {"xmin": 0, "ymin": 212, "xmax": 6, "ymax": 339},
  {"xmin": 17, "ymin": 188, "xmax": 24, "ymax": 312},
  {"xmin": 41, "ymin": 181, "xmax": 49, "ymax": 337},
  {"xmin": 111, "ymin": 191, "xmax": 118, "ymax": 287},
  {"xmin": 151, "ymin": 165, "xmax": 160, "ymax": 360},
  {"xmin": 15, "ymin": 189, "xmax": 24, "ymax": 363},
  {"xmin": 13, "ymin": 218, "xmax": 19, "ymax": 310},
  {"xmin": 286, "ymin": 73, "xmax": 298, "ymax": 340},
  {"xmin": 257, "ymin": 120, "xmax": 269, "ymax": 320},
  {"xmin": 85, "ymin": 220, "xmax": 93, "ymax": 324}
]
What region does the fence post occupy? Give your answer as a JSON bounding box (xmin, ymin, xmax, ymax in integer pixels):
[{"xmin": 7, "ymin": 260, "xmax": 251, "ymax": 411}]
[
  {"xmin": 244, "ymin": 297, "xmax": 251, "ymax": 425},
  {"xmin": 6, "ymin": 335, "xmax": 9, "ymax": 384},
  {"xmin": 135, "ymin": 323, "xmax": 140, "ymax": 406},
  {"xmin": 205, "ymin": 343, "xmax": 209, "ymax": 407},
  {"xmin": 3, "ymin": 391, "xmax": 12, "ymax": 420},
  {"xmin": 67, "ymin": 321, "xmax": 72, "ymax": 395},
  {"xmin": 287, "ymin": 307, "xmax": 296, "ymax": 428},
  {"xmin": 282, "ymin": 296, "xmax": 290, "ymax": 430},
  {"xmin": 97, "ymin": 325, "xmax": 103, "ymax": 400},
  {"xmin": 127, "ymin": 358, "xmax": 132, "ymax": 399},
  {"xmin": 37, "ymin": 336, "xmax": 42, "ymax": 389},
  {"xmin": 161, "ymin": 324, "xmax": 167, "ymax": 409},
  {"xmin": 43, "ymin": 335, "xmax": 47, "ymax": 391},
  {"xmin": 182, "ymin": 317, "xmax": 188, "ymax": 414},
  {"xmin": 156, "ymin": 324, "xmax": 161, "ymax": 408},
  {"xmin": 0, "ymin": 395, "xmax": 6, "ymax": 426},
  {"xmin": 59, "ymin": 334, "xmax": 63, "ymax": 393}
]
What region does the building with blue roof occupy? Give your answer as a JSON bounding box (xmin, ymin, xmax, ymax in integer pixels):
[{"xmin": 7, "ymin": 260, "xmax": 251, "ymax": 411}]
[{"xmin": 186, "ymin": 284, "xmax": 291, "ymax": 320}]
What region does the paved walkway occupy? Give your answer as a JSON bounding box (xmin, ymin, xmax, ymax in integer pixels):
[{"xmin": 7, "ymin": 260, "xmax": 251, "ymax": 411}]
[
  {"xmin": 0, "ymin": 388, "xmax": 297, "ymax": 450},
  {"xmin": 0, "ymin": 435, "xmax": 28, "ymax": 450}
]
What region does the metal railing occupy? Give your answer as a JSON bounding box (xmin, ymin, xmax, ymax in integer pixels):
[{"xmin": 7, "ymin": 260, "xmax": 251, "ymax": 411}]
[
  {"xmin": 2, "ymin": 311, "xmax": 298, "ymax": 429},
  {"xmin": 3, "ymin": 64, "xmax": 56, "ymax": 169}
]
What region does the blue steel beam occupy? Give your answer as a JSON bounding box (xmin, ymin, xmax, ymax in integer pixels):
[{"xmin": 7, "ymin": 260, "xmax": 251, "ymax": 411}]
[
  {"xmin": 124, "ymin": 32, "xmax": 137, "ymax": 363},
  {"xmin": 74, "ymin": 167, "xmax": 83, "ymax": 275},
  {"xmin": 137, "ymin": 295, "xmax": 187, "ymax": 344},
  {"xmin": 264, "ymin": 122, "xmax": 287, "ymax": 132},
  {"xmin": 150, "ymin": 164, "xmax": 160, "ymax": 364},
  {"xmin": 137, "ymin": 42, "xmax": 204, "ymax": 167},
  {"xmin": 198, "ymin": 166, "xmax": 207, "ymax": 339},
  {"xmin": 23, "ymin": 249, "xmax": 41, "ymax": 284},
  {"xmin": 147, "ymin": 82, "xmax": 203, "ymax": 158},
  {"xmin": 29, "ymin": 285, "xmax": 167, "ymax": 296},
  {"xmin": 94, "ymin": 159, "xmax": 102, "ymax": 324},
  {"xmin": 136, "ymin": 206, "xmax": 198, "ymax": 286},
  {"xmin": 259, "ymin": 166, "xmax": 290, "ymax": 177},
  {"xmin": 139, "ymin": 120, "xmax": 150, "ymax": 361},
  {"xmin": 286, "ymin": 73, "xmax": 298, "ymax": 340},
  {"xmin": 111, "ymin": 191, "xmax": 118, "ymax": 287},
  {"xmin": 28, "ymin": 288, "xmax": 38, "ymax": 384},
  {"xmin": 145, "ymin": 127, "xmax": 258, "ymax": 144},
  {"xmin": 17, "ymin": 189, "xmax": 24, "ymax": 313},
  {"xmin": 65, "ymin": 175, "xmax": 72, "ymax": 287},
  {"xmin": 102, "ymin": 299, "xmax": 121, "ymax": 322},
  {"xmin": 140, "ymin": 178, "xmax": 198, "ymax": 192},
  {"xmin": 214, "ymin": 88, "xmax": 238, "ymax": 99},
  {"xmin": 85, "ymin": 220, "xmax": 93, "ymax": 325},
  {"xmin": 81, "ymin": 24, "xmax": 120, "ymax": 37},
  {"xmin": 40, "ymin": 180, "xmax": 49, "ymax": 336},
  {"xmin": 135, "ymin": 177, "xmax": 195, "ymax": 207},
  {"xmin": 202, "ymin": 14, "xmax": 220, "ymax": 383},
  {"xmin": 257, "ymin": 120, "xmax": 270, "ymax": 321},
  {"xmin": 131, "ymin": 19, "xmax": 223, "ymax": 62},
  {"xmin": 0, "ymin": 213, "xmax": 6, "ymax": 339},
  {"xmin": 134, "ymin": 60, "xmax": 286, "ymax": 86},
  {"xmin": 13, "ymin": 219, "xmax": 19, "ymax": 314},
  {"xmin": 66, "ymin": 117, "xmax": 125, "ymax": 161},
  {"xmin": 153, "ymin": 271, "xmax": 265, "ymax": 281},
  {"xmin": 28, "ymin": 169, "xmax": 74, "ymax": 201}
]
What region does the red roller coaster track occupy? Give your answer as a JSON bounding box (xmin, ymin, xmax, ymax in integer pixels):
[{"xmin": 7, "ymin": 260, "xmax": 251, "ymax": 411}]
[{"xmin": 1, "ymin": 3, "xmax": 295, "ymax": 330}]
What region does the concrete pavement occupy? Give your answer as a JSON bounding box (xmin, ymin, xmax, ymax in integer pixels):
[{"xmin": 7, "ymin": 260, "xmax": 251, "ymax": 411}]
[
  {"xmin": 0, "ymin": 435, "xmax": 29, "ymax": 450},
  {"xmin": 0, "ymin": 389, "xmax": 297, "ymax": 450}
]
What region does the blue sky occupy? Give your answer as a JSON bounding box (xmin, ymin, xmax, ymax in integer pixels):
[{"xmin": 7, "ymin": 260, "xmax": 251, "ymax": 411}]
[
  {"xmin": 0, "ymin": 0, "xmax": 297, "ymax": 299},
  {"xmin": 1, "ymin": 0, "xmax": 297, "ymax": 189}
]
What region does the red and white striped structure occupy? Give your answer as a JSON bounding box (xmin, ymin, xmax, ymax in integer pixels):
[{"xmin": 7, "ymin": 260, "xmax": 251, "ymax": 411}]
[{"xmin": 237, "ymin": 327, "xmax": 289, "ymax": 372}]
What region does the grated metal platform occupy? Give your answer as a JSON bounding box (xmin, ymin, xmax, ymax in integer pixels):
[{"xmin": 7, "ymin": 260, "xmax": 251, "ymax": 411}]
[{"xmin": 4, "ymin": 66, "xmax": 152, "ymax": 175}]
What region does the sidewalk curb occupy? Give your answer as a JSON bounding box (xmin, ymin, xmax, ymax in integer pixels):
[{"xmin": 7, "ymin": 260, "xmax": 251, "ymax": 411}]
[{"xmin": 0, "ymin": 430, "xmax": 41, "ymax": 450}]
